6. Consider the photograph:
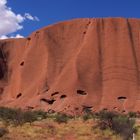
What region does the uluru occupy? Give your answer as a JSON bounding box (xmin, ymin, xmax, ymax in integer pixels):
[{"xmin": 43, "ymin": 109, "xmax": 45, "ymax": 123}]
[{"xmin": 0, "ymin": 18, "xmax": 140, "ymax": 114}]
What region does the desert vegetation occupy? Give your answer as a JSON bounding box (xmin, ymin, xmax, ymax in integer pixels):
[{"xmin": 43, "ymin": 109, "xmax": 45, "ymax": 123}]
[
  {"xmin": 94, "ymin": 110, "xmax": 138, "ymax": 140},
  {"xmin": 0, "ymin": 107, "xmax": 139, "ymax": 140}
]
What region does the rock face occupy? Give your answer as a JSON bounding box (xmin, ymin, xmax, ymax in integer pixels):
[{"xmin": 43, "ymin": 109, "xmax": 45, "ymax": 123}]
[{"xmin": 0, "ymin": 18, "xmax": 140, "ymax": 114}]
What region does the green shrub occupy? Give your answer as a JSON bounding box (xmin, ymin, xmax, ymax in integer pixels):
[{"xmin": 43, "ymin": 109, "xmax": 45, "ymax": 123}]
[
  {"xmin": 0, "ymin": 107, "xmax": 48, "ymax": 126},
  {"xmin": 112, "ymin": 116, "xmax": 137, "ymax": 140},
  {"xmin": 96, "ymin": 110, "xmax": 137, "ymax": 140},
  {"xmin": 82, "ymin": 110, "xmax": 94, "ymax": 121},
  {"xmin": 33, "ymin": 110, "xmax": 47, "ymax": 119},
  {"xmin": 22, "ymin": 111, "xmax": 37, "ymax": 124},
  {"xmin": 82, "ymin": 114, "xmax": 92, "ymax": 121},
  {"xmin": 0, "ymin": 107, "xmax": 23, "ymax": 125},
  {"xmin": 54, "ymin": 113, "xmax": 71, "ymax": 123},
  {"xmin": 128, "ymin": 112, "xmax": 137, "ymax": 118},
  {"xmin": 97, "ymin": 110, "xmax": 117, "ymax": 121}
]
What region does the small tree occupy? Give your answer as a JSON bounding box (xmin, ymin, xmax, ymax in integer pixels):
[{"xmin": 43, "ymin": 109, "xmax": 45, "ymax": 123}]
[{"xmin": 96, "ymin": 110, "xmax": 137, "ymax": 140}]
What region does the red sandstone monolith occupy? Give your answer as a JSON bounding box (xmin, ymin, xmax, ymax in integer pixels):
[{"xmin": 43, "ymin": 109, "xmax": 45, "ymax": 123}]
[{"xmin": 0, "ymin": 18, "xmax": 140, "ymax": 114}]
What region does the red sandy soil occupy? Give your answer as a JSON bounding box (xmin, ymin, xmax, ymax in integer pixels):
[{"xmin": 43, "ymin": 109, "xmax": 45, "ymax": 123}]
[{"xmin": 0, "ymin": 18, "xmax": 140, "ymax": 114}]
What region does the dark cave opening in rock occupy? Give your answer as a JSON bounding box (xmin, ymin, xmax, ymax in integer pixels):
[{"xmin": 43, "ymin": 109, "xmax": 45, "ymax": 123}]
[
  {"xmin": 117, "ymin": 96, "xmax": 127, "ymax": 100},
  {"xmin": 40, "ymin": 98, "xmax": 56, "ymax": 105},
  {"xmin": 60, "ymin": 95, "xmax": 67, "ymax": 99},
  {"xmin": 51, "ymin": 92, "xmax": 59, "ymax": 96},
  {"xmin": 16, "ymin": 93, "xmax": 22, "ymax": 98},
  {"xmin": 77, "ymin": 90, "xmax": 87, "ymax": 95},
  {"xmin": 20, "ymin": 61, "xmax": 24, "ymax": 66}
]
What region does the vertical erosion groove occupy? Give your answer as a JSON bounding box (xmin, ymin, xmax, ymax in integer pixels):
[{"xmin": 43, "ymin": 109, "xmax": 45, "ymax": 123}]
[
  {"xmin": 127, "ymin": 19, "xmax": 140, "ymax": 85},
  {"xmin": 96, "ymin": 19, "xmax": 104, "ymax": 105},
  {"xmin": 0, "ymin": 47, "xmax": 7, "ymax": 80}
]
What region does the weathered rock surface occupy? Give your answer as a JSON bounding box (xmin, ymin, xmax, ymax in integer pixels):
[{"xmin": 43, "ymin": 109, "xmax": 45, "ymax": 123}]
[{"xmin": 0, "ymin": 18, "xmax": 140, "ymax": 114}]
